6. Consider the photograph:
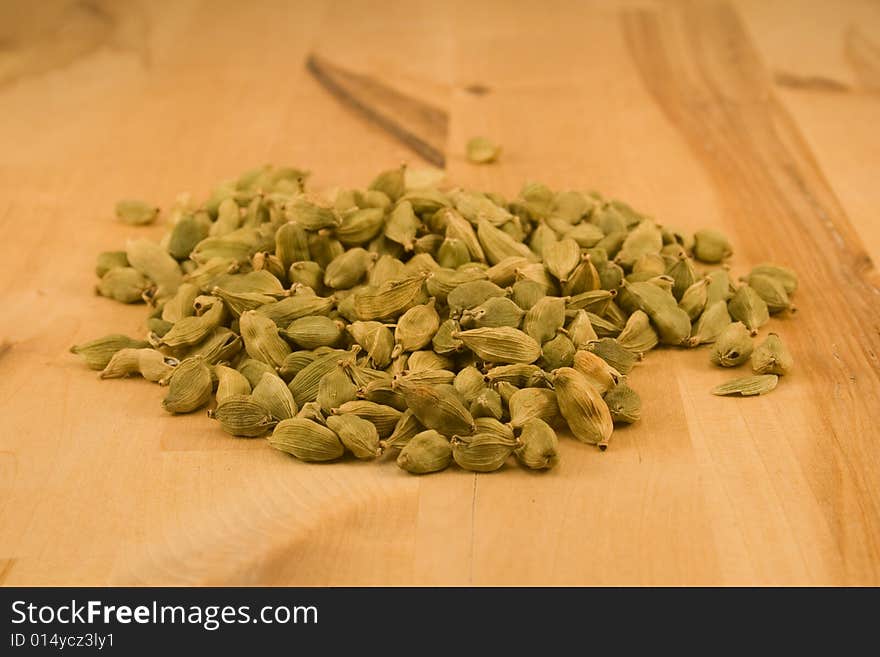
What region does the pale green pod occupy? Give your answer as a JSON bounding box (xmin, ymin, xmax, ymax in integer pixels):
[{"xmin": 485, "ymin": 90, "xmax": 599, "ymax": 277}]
[
  {"xmin": 162, "ymin": 356, "xmax": 213, "ymax": 414},
  {"xmin": 325, "ymin": 414, "xmax": 382, "ymax": 459},
  {"xmin": 748, "ymin": 274, "xmax": 795, "ymax": 314},
  {"xmin": 552, "ymin": 367, "xmax": 614, "ymax": 448},
  {"xmin": 515, "ymin": 262, "xmax": 557, "ymax": 294},
  {"xmin": 678, "ymin": 278, "xmax": 710, "ymax": 320},
  {"xmin": 394, "ymin": 298, "xmax": 440, "ymax": 355},
  {"xmin": 469, "ymin": 387, "xmax": 504, "ymax": 421},
  {"xmin": 687, "ymin": 300, "xmax": 732, "ymax": 347},
  {"xmin": 158, "ymin": 297, "xmax": 225, "ymax": 347},
  {"xmin": 308, "ymin": 231, "xmax": 345, "ymax": 268},
  {"xmin": 237, "ymin": 358, "xmax": 277, "ymax": 388},
  {"xmin": 97, "ymin": 267, "xmax": 152, "ymax": 303},
  {"xmin": 746, "ymin": 264, "xmax": 797, "ymax": 295},
  {"xmin": 562, "ymin": 254, "xmax": 601, "ymax": 295},
  {"xmin": 283, "ymin": 316, "xmax": 345, "ymax": 350},
  {"xmin": 710, "ymin": 322, "xmax": 754, "ymax": 367},
  {"xmin": 405, "ymin": 350, "xmax": 453, "ymax": 372},
  {"xmin": 447, "ymin": 280, "xmax": 507, "ymax": 315},
  {"xmin": 572, "ymin": 350, "xmax": 621, "ymax": 394},
  {"xmin": 146, "ymin": 318, "xmax": 173, "ymax": 337},
  {"xmin": 269, "ymin": 418, "xmax": 344, "ymax": 460},
  {"xmin": 335, "ymin": 207, "xmax": 385, "ymax": 246},
  {"xmin": 751, "ymin": 333, "xmax": 793, "ymax": 376},
  {"xmin": 317, "ymin": 364, "xmax": 358, "ymax": 412},
  {"xmin": 71, "ymin": 334, "xmax": 150, "ymax": 370},
  {"xmin": 728, "ymin": 285, "xmax": 769, "ymax": 335},
  {"xmin": 397, "ymin": 430, "xmax": 452, "ymax": 474},
  {"xmin": 529, "ymin": 222, "xmax": 558, "ymax": 256},
  {"xmin": 566, "ymin": 222, "xmax": 606, "ymax": 248},
  {"xmin": 451, "ymin": 433, "xmax": 517, "ymax": 472},
  {"xmin": 354, "ymin": 274, "xmax": 429, "ymax": 321},
  {"xmin": 161, "ymin": 283, "xmax": 201, "ymax": 323},
  {"xmin": 632, "ymin": 253, "xmax": 667, "ymax": 277},
  {"xmin": 288, "ymin": 349, "xmax": 354, "ymax": 406},
  {"xmin": 508, "ymin": 388, "xmax": 560, "ymax": 429},
  {"xmin": 585, "ymin": 338, "xmax": 636, "ymax": 375},
  {"xmin": 288, "ymin": 261, "xmax": 325, "ymax": 292},
  {"xmin": 255, "ymin": 294, "xmax": 336, "ymax": 327},
  {"xmin": 214, "ymin": 365, "xmax": 252, "ymax": 404},
  {"xmin": 453, "ymin": 327, "xmax": 542, "ymax": 364},
  {"xmin": 711, "ymin": 374, "xmax": 778, "ymax": 397},
  {"xmin": 209, "ymin": 394, "xmax": 278, "ymax": 437},
  {"xmin": 355, "ymin": 189, "xmax": 392, "ymax": 210},
  {"xmin": 615, "ymin": 220, "xmax": 663, "ymax": 270},
  {"xmin": 167, "ymin": 213, "xmax": 211, "ymax": 260},
  {"xmin": 515, "ymin": 418, "xmax": 559, "ymax": 470},
  {"xmin": 392, "ymin": 378, "xmax": 475, "ymax": 436},
  {"xmin": 384, "ymin": 200, "xmax": 419, "ymax": 251},
  {"xmin": 451, "ymin": 189, "xmax": 512, "ymax": 226},
  {"xmin": 426, "ymin": 267, "xmax": 487, "ymax": 301},
  {"xmin": 95, "ymin": 251, "xmax": 130, "ymax": 277},
  {"xmin": 483, "ymin": 363, "xmax": 545, "ymax": 388},
  {"xmin": 368, "ymin": 254, "xmax": 408, "ymax": 287},
  {"xmin": 324, "ymin": 247, "xmax": 376, "ymax": 290},
  {"xmin": 210, "ymin": 197, "xmax": 242, "ymax": 236},
  {"xmin": 347, "ymin": 321, "xmax": 394, "ymax": 368},
  {"xmin": 453, "ymin": 366, "xmax": 487, "ymax": 400},
  {"xmin": 460, "ymin": 297, "xmax": 525, "ymax": 329},
  {"xmin": 399, "ymin": 187, "xmax": 451, "ymax": 215},
  {"xmin": 567, "ymin": 289, "xmax": 616, "ymax": 315},
  {"xmin": 603, "ymin": 383, "xmax": 641, "ymax": 424},
  {"xmin": 666, "ymin": 255, "xmax": 697, "ymax": 300},
  {"xmin": 523, "ymin": 296, "xmax": 567, "ymax": 344},
  {"xmin": 239, "ymin": 310, "xmax": 291, "ymax": 367},
  {"xmin": 182, "ymin": 326, "xmax": 241, "ymax": 364},
  {"xmin": 476, "ymin": 216, "xmax": 538, "ymax": 265},
  {"xmin": 540, "ymin": 332, "xmax": 576, "ymax": 370},
  {"xmin": 616, "ymin": 310, "xmax": 658, "ymax": 355},
  {"xmin": 385, "ymin": 409, "xmax": 425, "ymax": 450},
  {"xmin": 332, "ymin": 400, "xmax": 402, "ymax": 438},
  {"xmin": 116, "ymin": 199, "xmax": 158, "ymax": 226},
  {"xmin": 369, "ymin": 164, "xmax": 406, "ymax": 202},
  {"xmin": 466, "ymin": 136, "xmax": 501, "ymax": 164},
  {"xmin": 212, "ymin": 286, "xmax": 278, "ymax": 318},
  {"xmin": 277, "ymin": 351, "xmax": 318, "ymax": 382},
  {"xmin": 252, "ymin": 372, "xmax": 298, "ymax": 420},
  {"xmin": 486, "ymin": 256, "xmax": 531, "ymax": 287},
  {"xmin": 283, "ymin": 198, "xmax": 340, "ymax": 231},
  {"xmin": 437, "ymin": 237, "xmax": 471, "ymax": 269},
  {"xmin": 705, "ymin": 269, "xmax": 735, "ymax": 306},
  {"xmin": 275, "ymin": 221, "xmax": 311, "ymax": 268},
  {"xmin": 443, "ymin": 207, "xmax": 486, "ymax": 262},
  {"xmin": 565, "ymin": 309, "xmax": 599, "ymax": 349},
  {"xmin": 693, "ymin": 229, "xmax": 732, "ymax": 263},
  {"xmin": 432, "ymin": 318, "xmax": 464, "ymax": 355}
]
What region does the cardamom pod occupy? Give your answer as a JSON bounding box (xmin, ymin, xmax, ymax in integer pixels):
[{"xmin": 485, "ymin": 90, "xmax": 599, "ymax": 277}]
[
  {"xmin": 269, "ymin": 417, "xmax": 344, "ymax": 460},
  {"xmin": 397, "ymin": 430, "xmax": 453, "ymax": 474},
  {"xmin": 515, "ymin": 418, "xmax": 559, "ymax": 470}
]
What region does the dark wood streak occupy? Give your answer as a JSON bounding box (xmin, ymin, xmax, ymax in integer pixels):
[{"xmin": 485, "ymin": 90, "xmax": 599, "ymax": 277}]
[
  {"xmin": 622, "ymin": 1, "xmax": 880, "ymax": 582},
  {"xmin": 305, "ymin": 54, "xmax": 448, "ymax": 168},
  {"xmin": 774, "ymin": 71, "xmax": 851, "ymax": 93},
  {"xmin": 0, "ymin": 559, "xmax": 16, "ymax": 585}
]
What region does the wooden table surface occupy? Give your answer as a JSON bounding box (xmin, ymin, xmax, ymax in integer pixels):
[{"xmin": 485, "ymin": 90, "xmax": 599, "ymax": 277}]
[{"xmin": 1, "ymin": 0, "xmax": 879, "ymax": 586}]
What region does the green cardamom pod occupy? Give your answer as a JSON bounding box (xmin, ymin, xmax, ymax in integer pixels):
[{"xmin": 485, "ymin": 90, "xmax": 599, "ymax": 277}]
[
  {"xmin": 269, "ymin": 417, "xmax": 344, "ymax": 460},
  {"xmin": 397, "ymin": 430, "xmax": 452, "ymax": 474}
]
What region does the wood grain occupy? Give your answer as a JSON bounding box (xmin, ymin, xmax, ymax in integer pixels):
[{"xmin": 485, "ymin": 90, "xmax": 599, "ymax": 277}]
[{"xmin": 0, "ymin": 0, "xmax": 878, "ymax": 586}]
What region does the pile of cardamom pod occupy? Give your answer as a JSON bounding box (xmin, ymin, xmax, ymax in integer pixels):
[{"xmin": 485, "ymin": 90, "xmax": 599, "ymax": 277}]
[{"xmin": 71, "ymin": 164, "xmax": 796, "ymax": 474}]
